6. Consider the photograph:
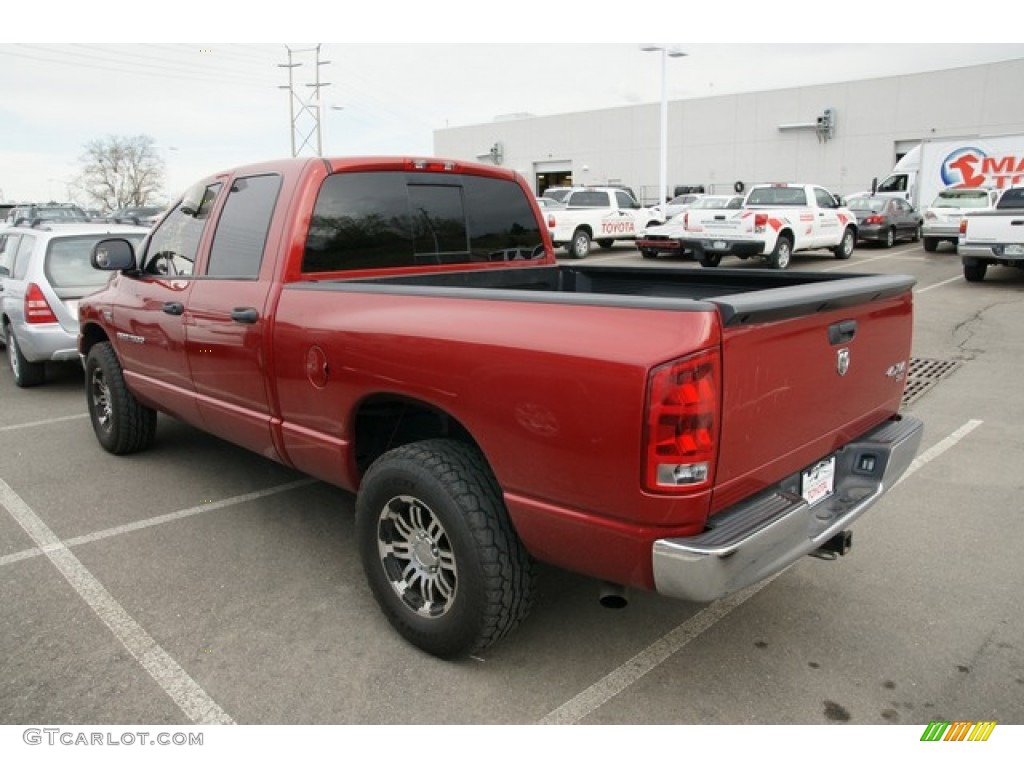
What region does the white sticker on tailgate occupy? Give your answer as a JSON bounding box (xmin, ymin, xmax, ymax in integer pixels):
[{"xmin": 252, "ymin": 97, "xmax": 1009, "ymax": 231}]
[{"xmin": 801, "ymin": 457, "xmax": 836, "ymax": 507}]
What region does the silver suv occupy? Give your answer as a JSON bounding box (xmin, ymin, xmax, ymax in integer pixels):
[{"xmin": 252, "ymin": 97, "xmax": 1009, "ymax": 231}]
[{"xmin": 0, "ymin": 222, "xmax": 148, "ymax": 387}]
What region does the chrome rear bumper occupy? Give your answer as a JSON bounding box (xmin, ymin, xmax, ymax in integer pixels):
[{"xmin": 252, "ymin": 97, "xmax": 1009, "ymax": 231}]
[{"xmin": 652, "ymin": 415, "xmax": 924, "ymax": 602}]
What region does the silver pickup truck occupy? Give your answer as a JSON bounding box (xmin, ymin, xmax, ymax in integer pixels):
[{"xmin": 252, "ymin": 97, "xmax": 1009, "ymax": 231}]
[{"xmin": 958, "ymin": 186, "xmax": 1024, "ymax": 282}]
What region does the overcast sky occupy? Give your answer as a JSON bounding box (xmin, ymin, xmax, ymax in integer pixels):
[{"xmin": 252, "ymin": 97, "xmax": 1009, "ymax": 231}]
[{"xmin": 4, "ymin": 10, "xmax": 1024, "ymax": 205}]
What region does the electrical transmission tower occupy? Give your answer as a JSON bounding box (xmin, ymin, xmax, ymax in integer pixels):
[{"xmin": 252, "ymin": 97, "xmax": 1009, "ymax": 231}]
[{"xmin": 278, "ymin": 44, "xmax": 331, "ymax": 157}]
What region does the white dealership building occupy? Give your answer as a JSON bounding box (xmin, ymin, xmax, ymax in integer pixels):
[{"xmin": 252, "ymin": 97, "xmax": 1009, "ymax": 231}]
[{"xmin": 433, "ymin": 57, "xmax": 1024, "ymax": 205}]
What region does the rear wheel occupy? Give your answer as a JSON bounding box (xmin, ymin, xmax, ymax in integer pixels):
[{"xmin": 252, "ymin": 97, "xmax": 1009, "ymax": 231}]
[
  {"xmin": 640, "ymin": 249, "xmax": 658, "ymax": 259},
  {"xmin": 569, "ymin": 229, "xmax": 591, "ymax": 259},
  {"xmin": 833, "ymin": 227, "xmax": 855, "ymax": 259},
  {"xmin": 355, "ymin": 439, "xmax": 536, "ymax": 658},
  {"xmin": 596, "ymin": 239, "xmax": 614, "ymax": 249},
  {"xmin": 963, "ymin": 260, "xmax": 988, "ymax": 283},
  {"xmin": 5, "ymin": 324, "xmax": 45, "ymax": 388},
  {"xmin": 85, "ymin": 342, "xmax": 157, "ymax": 454},
  {"xmin": 700, "ymin": 253, "xmax": 723, "ymax": 267},
  {"xmin": 769, "ymin": 235, "xmax": 793, "ymax": 269},
  {"xmin": 923, "ymin": 237, "xmax": 939, "ymax": 252}
]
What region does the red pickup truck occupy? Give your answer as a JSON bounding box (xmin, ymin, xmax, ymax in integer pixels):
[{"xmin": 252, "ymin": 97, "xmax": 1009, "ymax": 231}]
[{"xmin": 79, "ymin": 156, "xmax": 923, "ymax": 658}]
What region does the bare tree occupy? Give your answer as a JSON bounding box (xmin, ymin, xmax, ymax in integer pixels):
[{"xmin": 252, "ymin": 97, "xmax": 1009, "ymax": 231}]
[{"xmin": 72, "ymin": 135, "xmax": 165, "ymax": 212}]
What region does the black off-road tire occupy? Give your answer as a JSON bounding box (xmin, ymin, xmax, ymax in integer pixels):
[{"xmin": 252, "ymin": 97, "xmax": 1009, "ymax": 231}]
[
  {"xmin": 85, "ymin": 342, "xmax": 157, "ymax": 455},
  {"xmin": 5, "ymin": 324, "xmax": 45, "ymax": 388},
  {"xmin": 833, "ymin": 226, "xmax": 855, "ymax": 259},
  {"xmin": 569, "ymin": 229, "xmax": 591, "ymax": 259},
  {"xmin": 355, "ymin": 439, "xmax": 536, "ymax": 658},
  {"xmin": 769, "ymin": 235, "xmax": 793, "ymax": 269},
  {"xmin": 597, "ymin": 239, "xmax": 614, "ymax": 249},
  {"xmin": 963, "ymin": 260, "xmax": 988, "ymax": 283}
]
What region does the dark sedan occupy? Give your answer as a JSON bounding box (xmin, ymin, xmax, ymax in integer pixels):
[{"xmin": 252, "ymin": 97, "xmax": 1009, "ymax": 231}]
[{"xmin": 846, "ymin": 196, "xmax": 922, "ymax": 248}]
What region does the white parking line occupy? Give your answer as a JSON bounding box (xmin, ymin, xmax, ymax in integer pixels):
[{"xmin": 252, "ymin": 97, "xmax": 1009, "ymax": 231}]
[
  {"xmin": 538, "ymin": 419, "xmax": 983, "ymax": 725},
  {"xmin": 893, "ymin": 419, "xmax": 983, "ymax": 488},
  {"xmin": 0, "ymin": 478, "xmax": 318, "ymax": 569},
  {"xmin": 915, "ymin": 275, "xmax": 964, "ymax": 294},
  {"xmin": 538, "ymin": 576, "xmax": 780, "ymax": 725},
  {"xmin": 0, "ymin": 477, "xmax": 235, "ymax": 725},
  {"xmin": 0, "ymin": 413, "xmax": 88, "ymax": 432}
]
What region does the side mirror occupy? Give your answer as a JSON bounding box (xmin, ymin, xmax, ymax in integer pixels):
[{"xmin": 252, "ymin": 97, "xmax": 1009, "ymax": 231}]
[{"xmin": 92, "ymin": 238, "xmax": 137, "ymax": 271}]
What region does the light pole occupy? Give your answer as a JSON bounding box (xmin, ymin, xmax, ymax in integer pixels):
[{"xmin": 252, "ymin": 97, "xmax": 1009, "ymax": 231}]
[
  {"xmin": 640, "ymin": 45, "xmax": 686, "ymax": 206},
  {"xmin": 320, "ymin": 104, "xmax": 344, "ymax": 156}
]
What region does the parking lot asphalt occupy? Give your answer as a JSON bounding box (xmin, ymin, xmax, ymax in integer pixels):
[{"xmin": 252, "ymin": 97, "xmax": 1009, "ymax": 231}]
[{"xmin": 2, "ymin": 240, "xmax": 1022, "ymax": 737}]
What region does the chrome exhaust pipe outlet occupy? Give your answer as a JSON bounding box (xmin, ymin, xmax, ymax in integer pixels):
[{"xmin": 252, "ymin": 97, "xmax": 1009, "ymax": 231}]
[{"xmin": 598, "ymin": 582, "xmax": 629, "ymax": 609}]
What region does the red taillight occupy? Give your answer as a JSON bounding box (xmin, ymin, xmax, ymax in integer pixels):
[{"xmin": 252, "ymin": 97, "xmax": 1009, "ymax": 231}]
[
  {"xmin": 960, "ymin": 219, "xmax": 968, "ymax": 235},
  {"xmin": 547, "ymin": 214, "xmax": 556, "ymax": 228},
  {"xmin": 683, "ymin": 212, "xmax": 690, "ymax": 229},
  {"xmin": 754, "ymin": 213, "xmax": 768, "ymax": 232},
  {"xmin": 25, "ymin": 283, "xmax": 58, "ymax": 324},
  {"xmin": 643, "ymin": 349, "xmax": 721, "ymax": 493},
  {"xmin": 865, "ymin": 214, "xmax": 885, "ymax": 225}
]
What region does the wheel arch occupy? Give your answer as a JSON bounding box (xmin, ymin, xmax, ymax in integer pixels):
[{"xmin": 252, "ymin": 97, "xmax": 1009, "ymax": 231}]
[
  {"xmin": 351, "ymin": 393, "xmax": 486, "ymax": 483},
  {"xmin": 79, "ymin": 321, "xmax": 112, "ymax": 358}
]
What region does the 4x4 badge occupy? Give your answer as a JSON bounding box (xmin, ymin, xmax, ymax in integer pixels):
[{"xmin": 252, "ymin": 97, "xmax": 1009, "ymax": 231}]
[{"xmin": 837, "ymin": 348, "xmax": 850, "ymax": 376}]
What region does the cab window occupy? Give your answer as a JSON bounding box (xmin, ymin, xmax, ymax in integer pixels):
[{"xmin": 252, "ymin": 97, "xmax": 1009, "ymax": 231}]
[
  {"xmin": 143, "ymin": 183, "xmax": 222, "ymax": 276},
  {"xmin": 303, "ymin": 171, "xmax": 544, "ymax": 272},
  {"xmin": 206, "ymin": 174, "xmax": 282, "ymax": 278}
]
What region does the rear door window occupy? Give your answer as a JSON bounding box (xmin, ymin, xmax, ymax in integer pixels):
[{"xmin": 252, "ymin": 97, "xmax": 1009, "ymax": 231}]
[
  {"xmin": 206, "ymin": 174, "xmax": 282, "ymax": 278},
  {"xmin": 12, "ymin": 235, "xmax": 36, "ymax": 279}
]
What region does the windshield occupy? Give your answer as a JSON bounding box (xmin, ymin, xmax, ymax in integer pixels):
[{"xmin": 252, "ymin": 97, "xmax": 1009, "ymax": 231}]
[
  {"xmin": 932, "ymin": 190, "xmax": 991, "ymax": 209},
  {"xmin": 745, "ymin": 186, "xmax": 808, "ymax": 206},
  {"xmin": 690, "ymin": 196, "xmax": 742, "ymax": 210},
  {"xmin": 45, "ymin": 233, "xmax": 147, "ymax": 289}
]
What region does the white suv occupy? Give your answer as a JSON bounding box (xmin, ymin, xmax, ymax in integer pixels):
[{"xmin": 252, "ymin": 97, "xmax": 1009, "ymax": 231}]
[{"xmin": 0, "ymin": 221, "xmax": 148, "ymax": 387}]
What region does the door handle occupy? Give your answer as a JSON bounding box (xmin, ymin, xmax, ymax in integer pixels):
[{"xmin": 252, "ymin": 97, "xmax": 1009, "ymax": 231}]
[
  {"xmin": 162, "ymin": 302, "xmax": 184, "ymax": 316},
  {"xmin": 828, "ymin": 319, "xmax": 857, "ymax": 345},
  {"xmin": 231, "ymin": 307, "xmax": 259, "ymax": 324}
]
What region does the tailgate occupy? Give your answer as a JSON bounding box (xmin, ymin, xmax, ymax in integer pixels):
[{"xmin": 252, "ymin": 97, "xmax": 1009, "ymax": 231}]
[
  {"xmin": 690, "ymin": 210, "xmax": 750, "ymax": 236},
  {"xmin": 708, "ymin": 275, "xmax": 914, "ymax": 515}
]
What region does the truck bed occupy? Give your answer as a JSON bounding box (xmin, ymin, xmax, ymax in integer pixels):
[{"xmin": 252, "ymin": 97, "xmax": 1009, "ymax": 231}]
[{"xmin": 320, "ymin": 263, "xmax": 913, "ymax": 326}]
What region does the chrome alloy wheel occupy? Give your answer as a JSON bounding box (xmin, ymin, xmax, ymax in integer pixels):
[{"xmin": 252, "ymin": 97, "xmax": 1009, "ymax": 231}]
[
  {"xmin": 376, "ymin": 495, "xmax": 457, "ymax": 618},
  {"xmin": 7, "ymin": 336, "xmax": 19, "ymax": 379},
  {"xmin": 90, "ymin": 366, "xmax": 113, "ymax": 434}
]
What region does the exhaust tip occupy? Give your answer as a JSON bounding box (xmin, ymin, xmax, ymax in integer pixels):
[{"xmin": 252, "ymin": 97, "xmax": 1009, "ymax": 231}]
[{"xmin": 598, "ymin": 582, "xmax": 629, "ymax": 609}]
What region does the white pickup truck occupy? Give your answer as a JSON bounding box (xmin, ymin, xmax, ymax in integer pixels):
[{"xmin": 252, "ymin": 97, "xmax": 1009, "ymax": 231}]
[
  {"xmin": 546, "ymin": 187, "xmax": 664, "ymax": 258},
  {"xmin": 677, "ymin": 183, "xmax": 858, "ymax": 269},
  {"xmin": 958, "ymin": 185, "xmax": 1024, "ymax": 281}
]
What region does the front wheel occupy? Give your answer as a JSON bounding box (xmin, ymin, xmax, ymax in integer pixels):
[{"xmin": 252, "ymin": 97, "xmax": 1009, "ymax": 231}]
[
  {"xmin": 833, "ymin": 227, "xmax": 855, "ymax": 259},
  {"xmin": 568, "ymin": 229, "xmax": 591, "ymax": 259},
  {"xmin": 85, "ymin": 342, "xmax": 157, "ymax": 454},
  {"xmin": 884, "ymin": 227, "xmax": 895, "ymax": 248},
  {"xmin": 355, "ymin": 439, "xmax": 536, "ymax": 658},
  {"xmin": 5, "ymin": 325, "xmax": 45, "ymax": 388}
]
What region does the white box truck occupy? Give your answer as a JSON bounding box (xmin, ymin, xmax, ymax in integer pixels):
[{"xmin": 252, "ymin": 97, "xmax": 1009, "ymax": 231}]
[{"xmin": 872, "ymin": 134, "xmax": 1024, "ymax": 211}]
